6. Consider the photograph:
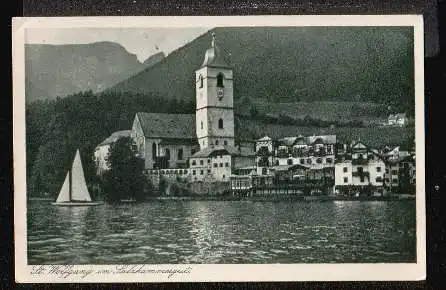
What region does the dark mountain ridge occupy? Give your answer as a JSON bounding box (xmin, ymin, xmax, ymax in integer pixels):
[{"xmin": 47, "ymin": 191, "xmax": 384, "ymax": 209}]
[
  {"xmin": 25, "ymin": 41, "xmax": 164, "ymax": 102},
  {"xmin": 109, "ymin": 26, "xmax": 414, "ymax": 111}
]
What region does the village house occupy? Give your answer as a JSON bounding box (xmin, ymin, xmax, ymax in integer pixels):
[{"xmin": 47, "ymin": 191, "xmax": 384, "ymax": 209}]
[
  {"xmin": 387, "ymin": 113, "xmax": 408, "ymax": 127},
  {"xmin": 254, "ymin": 134, "xmax": 336, "ymax": 181},
  {"xmin": 334, "ymin": 141, "xmax": 386, "ymax": 196},
  {"xmin": 380, "ymin": 145, "xmax": 415, "ymax": 194},
  {"xmin": 93, "ymin": 130, "xmax": 132, "ymax": 176}
]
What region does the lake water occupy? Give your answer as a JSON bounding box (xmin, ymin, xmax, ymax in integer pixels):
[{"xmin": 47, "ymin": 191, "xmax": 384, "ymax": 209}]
[{"xmin": 27, "ymin": 200, "xmax": 416, "ymax": 264}]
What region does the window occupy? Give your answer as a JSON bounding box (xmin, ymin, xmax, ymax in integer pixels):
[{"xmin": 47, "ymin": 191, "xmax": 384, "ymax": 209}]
[
  {"xmin": 215, "ymin": 140, "xmax": 219, "ymax": 145},
  {"xmin": 376, "ymin": 177, "xmax": 383, "ymax": 182},
  {"xmin": 287, "ymin": 159, "xmax": 293, "ymax": 165},
  {"xmin": 178, "ymin": 148, "xmax": 183, "ymax": 160},
  {"xmin": 165, "ymin": 148, "xmax": 170, "ymax": 160},
  {"xmin": 300, "ymin": 159, "xmax": 305, "ymax": 164},
  {"xmin": 218, "ymin": 119, "xmax": 224, "ymax": 129},
  {"xmin": 220, "ymin": 163, "xmax": 223, "ymax": 167},
  {"xmin": 224, "ymin": 140, "xmax": 227, "ymax": 146},
  {"xmin": 307, "ymin": 158, "xmax": 312, "ymax": 164},
  {"xmin": 392, "ymin": 178, "xmax": 398, "ymax": 183},
  {"xmin": 207, "ymin": 159, "xmax": 210, "ymax": 164},
  {"xmin": 225, "ymin": 162, "xmax": 229, "ymax": 167},
  {"xmin": 217, "ymin": 73, "xmax": 224, "ymax": 87},
  {"xmin": 191, "ymin": 160, "xmax": 196, "ymax": 166},
  {"xmin": 201, "ymin": 121, "xmax": 203, "ymax": 129},
  {"xmin": 376, "ymin": 167, "xmax": 381, "ymax": 172},
  {"xmin": 344, "ymin": 177, "xmax": 348, "ymax": 183},
  {"xmin": 198, "ymin": 75, "xmax": 203, "ymax": 88},
  {"xmin": 262, "ymin": 168, "xmax": 267, "ymax": 175},
  {"xmin": 326, "ymin": 158, "xmax": 333, "ymax": 164},
  {"xmin": 316, "ymin": 158, "xmax": 322, "ymax": 164},
  {"xmin": 152, "ymin": 143, "xmax": 157, "ymax": 158},
  {"xmin": 223, "ymin": 175, "xmax": 226, "ymax": 179},
  {"xmin": 275, "ymin": 160, "xmax": 279, "ymax": 166},
  {"xmin": 200, "ymin": 170, "xmax": 204, "ymax": 175},
  {"xmin": 200, "ymin": 160, "xmax": 204, "ymax": 165},
  {"xmin": 391, "ymin": 170, "xmax": 398, "ymax": 175},
  {"xmin": 184, "ymin": 170, "xmax": 188, "ymax": 174},
  {"xmin": 343, "ymin": 167, "xmax": 348, "ymax": 172},
  {"xmin": 207, "ymin": 169, "xmax": 211, "ymax": 174},
  {"xmin": 214, "ymin": 163, "xmax": 218, "ymax": 168},
  {"xmin": 192, "ymin": 170, "xmax": 196, "ymax": 175},
  {"xmin": 385, "ymin": 178, "xmax": 390, "ymax": 182}
]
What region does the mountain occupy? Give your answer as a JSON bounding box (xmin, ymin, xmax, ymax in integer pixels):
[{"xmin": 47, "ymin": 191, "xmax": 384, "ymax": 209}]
[
  {"xmin": 25, "ymin": 42, "xmax": 160, "ymax": 102},
  {"xmin": 143, "ymin": 51, "xmax": 165, "ymax": 67},
  {"xmin": 109, "ymin": 27, "xmax": 414, "ymax": 110}
]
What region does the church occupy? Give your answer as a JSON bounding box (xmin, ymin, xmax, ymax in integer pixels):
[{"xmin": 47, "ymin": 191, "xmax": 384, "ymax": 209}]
[{"xmin": 95, "ymin": 33, "xmax": 256, "ymax": 182}]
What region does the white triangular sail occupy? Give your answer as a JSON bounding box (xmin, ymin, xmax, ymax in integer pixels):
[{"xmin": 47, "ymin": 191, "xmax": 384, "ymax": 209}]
[
  {"xmin": 55, "ymin": 172, "xmax": 70, "ymax": 203},
  {"xmin": 70, "ymin": 149, "xmax": 92, "ymax": 202}
]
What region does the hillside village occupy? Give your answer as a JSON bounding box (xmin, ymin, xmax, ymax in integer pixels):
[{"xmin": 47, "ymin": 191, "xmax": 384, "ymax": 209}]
[{"xmin": 94, "ymin": 33, "xmax": 416, "ymax": 198}]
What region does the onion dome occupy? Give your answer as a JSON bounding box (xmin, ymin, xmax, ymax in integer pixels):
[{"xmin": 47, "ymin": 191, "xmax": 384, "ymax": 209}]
[{"xmin": 201, "ymin": 32, "xmax": 231, "ymax": 68}]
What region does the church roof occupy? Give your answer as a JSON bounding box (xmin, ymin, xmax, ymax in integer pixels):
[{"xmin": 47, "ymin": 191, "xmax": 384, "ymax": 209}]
[
  {"xmin": 135, "ymin": 112, "xmax": 195, "ymax": 139},
  {"xmin": 201, "ymin": 33, "xmax": 231, "ymax": 69},
  {"xmin": 98, "ymin": 130, "xmax": 132, "ymax": 146}
]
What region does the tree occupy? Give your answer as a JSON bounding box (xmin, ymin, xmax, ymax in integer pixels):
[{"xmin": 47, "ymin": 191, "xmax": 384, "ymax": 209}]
[{"xmin": 102, "ymin": 137, "xmax": 147, "ymax": 202}]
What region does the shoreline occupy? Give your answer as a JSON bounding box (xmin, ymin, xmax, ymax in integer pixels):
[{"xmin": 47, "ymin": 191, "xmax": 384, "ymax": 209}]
[{"xmin": 28, "ymin": 195, "xmax": 415, "ymax": 203}]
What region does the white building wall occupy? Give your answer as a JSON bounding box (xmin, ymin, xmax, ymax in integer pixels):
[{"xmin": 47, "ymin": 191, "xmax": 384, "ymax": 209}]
[
  {"xmin": 335, "ymin": 162, "xmax": 352, "ymax": 186},
  {"xmin": 369, "ymin": 160, "xmax": 385, "ymax": 186},
  {"xmin": 189, "ymin": 157, "xmax": 212, "ymax": 182},
  {"xmin": 94, "ymin": 144, "xmax": 111, "ymax": 175},
  {"xmin": 211, "ymin": 155, "xmax": 232, "ymax": 181}
]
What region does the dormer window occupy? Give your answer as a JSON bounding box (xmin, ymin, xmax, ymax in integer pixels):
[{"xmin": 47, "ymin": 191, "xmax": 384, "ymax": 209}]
[
  {"xmin": 217, "ymin": 73, "xmax": 224, "ymax": 88},
  {"xmin": 198, "ymin": 75, "xmax": 204, "ymax": 88}
]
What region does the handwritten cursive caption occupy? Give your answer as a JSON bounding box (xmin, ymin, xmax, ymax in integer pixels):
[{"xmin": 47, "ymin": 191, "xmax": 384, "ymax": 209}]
[{"xmin": 30, "ymin": 265, "xmax": 193, "ymax": 279}]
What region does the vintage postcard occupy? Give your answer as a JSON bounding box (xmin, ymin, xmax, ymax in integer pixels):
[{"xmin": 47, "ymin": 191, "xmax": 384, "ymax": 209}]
[{"xmin": 13, "ymin": 15, "xmax": 425, "ymax": 282}]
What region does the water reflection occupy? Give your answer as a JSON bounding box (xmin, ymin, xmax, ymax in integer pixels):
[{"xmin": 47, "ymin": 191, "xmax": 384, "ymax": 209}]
[{"xmin": 27, "ymin": 200, "xmax": 416, "ymax": 264}]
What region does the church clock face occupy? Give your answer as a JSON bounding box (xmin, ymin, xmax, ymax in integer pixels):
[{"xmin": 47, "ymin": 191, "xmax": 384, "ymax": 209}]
[{"xmin": 217, "ymin": 87, "xmax": 224, "ymax": 100}]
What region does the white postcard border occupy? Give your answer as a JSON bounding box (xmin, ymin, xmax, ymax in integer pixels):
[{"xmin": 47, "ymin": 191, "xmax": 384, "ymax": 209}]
[{"xmin": 13, "ymin": 15, "xmax": 426, "ymax": 283}]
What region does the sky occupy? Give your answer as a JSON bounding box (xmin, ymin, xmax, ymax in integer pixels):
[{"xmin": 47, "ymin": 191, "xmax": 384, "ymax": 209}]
[{"xmin": 25, "ymin": 27, "xmax": 212, "ymax": 62}]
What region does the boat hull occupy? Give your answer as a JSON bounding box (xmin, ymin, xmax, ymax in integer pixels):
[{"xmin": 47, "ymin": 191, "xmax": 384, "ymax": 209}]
[{"xmin": 51, "ymin": 202, "xmax": 103, "ymax": 206}]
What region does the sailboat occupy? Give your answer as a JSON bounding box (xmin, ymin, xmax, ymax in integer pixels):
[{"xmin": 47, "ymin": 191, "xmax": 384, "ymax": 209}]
[{"xmin": 52, "ymin": 149, "xmax": 103, "ymax": 206}]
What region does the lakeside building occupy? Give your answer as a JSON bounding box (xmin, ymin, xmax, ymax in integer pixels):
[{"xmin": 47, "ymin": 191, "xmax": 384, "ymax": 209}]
[
  {"xmin": 94, "ymin": 130, "xmax": 132, "ymax": 176},
  {"xmin": 334, "ymin": 141, "xmax": 386, "ymax": 196}
]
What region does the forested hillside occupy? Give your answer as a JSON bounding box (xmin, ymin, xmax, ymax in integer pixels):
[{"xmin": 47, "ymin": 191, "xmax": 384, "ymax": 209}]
[{"xmin": 110, "ymin": 26, "xmax": 414, "ymax": 114}]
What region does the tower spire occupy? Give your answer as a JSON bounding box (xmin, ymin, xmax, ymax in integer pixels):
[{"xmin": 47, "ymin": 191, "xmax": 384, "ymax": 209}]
[{"xmin": 211, "ymin": 32, "xmax": 216, "ymax": 47}]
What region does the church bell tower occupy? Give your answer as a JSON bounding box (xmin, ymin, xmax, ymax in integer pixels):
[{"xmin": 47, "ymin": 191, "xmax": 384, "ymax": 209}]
[{"xmin": 195, "ymin": 32, "xmax": 235, "ymax": 150}]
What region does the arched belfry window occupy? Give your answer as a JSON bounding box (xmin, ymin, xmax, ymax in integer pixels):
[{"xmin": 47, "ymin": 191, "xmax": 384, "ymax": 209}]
[
  {"xmin": 198, "ymin": 75, "xmax": 203, "ymax": 88},
  {"xmin": 218, "ymin": 118, "xmax": 224, "ymax": 129},
  {"xmin": 217, "ymin": 73, "xmax": 224, "ymax": 88}
]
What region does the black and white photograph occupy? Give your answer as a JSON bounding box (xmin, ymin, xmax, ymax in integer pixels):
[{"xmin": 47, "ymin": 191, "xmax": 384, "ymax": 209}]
[{"xmin": 13, "ymin": 15, "xmax": 425, "ymax": 282}]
